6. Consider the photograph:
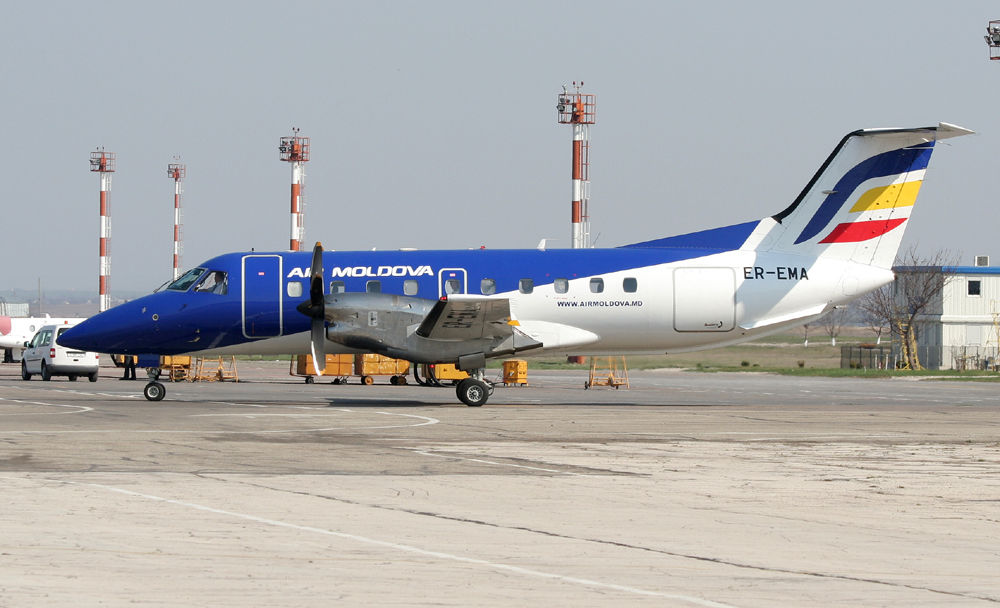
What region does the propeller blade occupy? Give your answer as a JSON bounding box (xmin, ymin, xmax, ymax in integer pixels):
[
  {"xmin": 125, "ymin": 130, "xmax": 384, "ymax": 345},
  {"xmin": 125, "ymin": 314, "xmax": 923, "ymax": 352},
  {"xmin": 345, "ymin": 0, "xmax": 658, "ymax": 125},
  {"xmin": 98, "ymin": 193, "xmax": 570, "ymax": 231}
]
[
  {"xmin": 304, "ymin": 242, "xmax": 326, "ymax": 375},
  {"xmin": 311, "ymin": 317, "xmax": 326, "ymax": 375}
]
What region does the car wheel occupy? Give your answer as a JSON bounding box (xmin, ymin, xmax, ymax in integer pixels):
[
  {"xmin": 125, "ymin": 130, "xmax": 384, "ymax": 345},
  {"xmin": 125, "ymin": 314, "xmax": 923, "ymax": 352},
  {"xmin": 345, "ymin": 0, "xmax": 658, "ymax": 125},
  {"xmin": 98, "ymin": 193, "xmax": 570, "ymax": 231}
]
[
  {"xmin": 40, "ymin": 361, "xmax": 52, "ymax": 381},
  {"xmin": 68, "ymin": 374, "xmax": 78, "ymax": 381},
  {"xmin": 88, "ymin": 372, "xmax": 99, "ymax": 382},
  {"xmin": 21, "ymin": 361, "xmax": 31, "ymax": 381}
]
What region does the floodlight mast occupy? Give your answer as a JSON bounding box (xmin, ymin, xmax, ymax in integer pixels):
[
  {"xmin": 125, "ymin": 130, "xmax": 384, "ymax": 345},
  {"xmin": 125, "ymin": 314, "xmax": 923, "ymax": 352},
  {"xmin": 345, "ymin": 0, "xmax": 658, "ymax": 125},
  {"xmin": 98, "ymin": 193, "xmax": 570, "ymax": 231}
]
[
  {"xmin": 557, "ymin": 82, "xmax": 596, "ymax": 249},
  {"xmin": 167, "ymin": 159, "xmax": 186, "ymax": 281},
  {"xmin": 89, "ymin": 148, "xmax": 115, "ymax": 313},
  {"xmin": 278, "ymin": 127, "xmax": 310, "ymax": 251},
  {"xmin": 985, "ymin": 20, "xmax": 1000, "ymax": 60}
]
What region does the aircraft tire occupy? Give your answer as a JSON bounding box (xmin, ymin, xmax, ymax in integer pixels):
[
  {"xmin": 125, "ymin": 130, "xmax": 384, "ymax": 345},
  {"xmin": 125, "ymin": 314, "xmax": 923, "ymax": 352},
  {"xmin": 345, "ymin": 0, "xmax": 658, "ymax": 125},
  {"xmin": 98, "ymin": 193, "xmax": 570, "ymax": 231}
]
[
  {"xmin": 143, "ymin": 382, "xmax": 166, "ymax": 401},
  {"xmin": 40, "ymin": 361, "xmax": 51, "ymax": 381},
  {"xmin": 21, "ymin": 361, "xmax": 31, "ymax": 381},
  {"xmin": 456, "ymin": 378, "xmax": 489, "ymax": 407}
]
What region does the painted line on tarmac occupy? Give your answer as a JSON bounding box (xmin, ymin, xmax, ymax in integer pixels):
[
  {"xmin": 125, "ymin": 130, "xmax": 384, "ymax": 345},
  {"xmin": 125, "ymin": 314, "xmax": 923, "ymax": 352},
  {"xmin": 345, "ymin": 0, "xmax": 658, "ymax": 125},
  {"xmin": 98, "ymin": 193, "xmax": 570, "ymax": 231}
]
[
  {"xmin": 0, "ymin": 396, "xmax": 92, "ymax": 415},
  {"xmin": 406, "ymin": 447, "xmax": 588, "ymax": 475},
  {"xmin": 25, "ymin": 476, "xmax": 739, "ymax": 608},
  {"xmin": 0, "ymin": 402, "xmax": 438, "ymax": 434}
]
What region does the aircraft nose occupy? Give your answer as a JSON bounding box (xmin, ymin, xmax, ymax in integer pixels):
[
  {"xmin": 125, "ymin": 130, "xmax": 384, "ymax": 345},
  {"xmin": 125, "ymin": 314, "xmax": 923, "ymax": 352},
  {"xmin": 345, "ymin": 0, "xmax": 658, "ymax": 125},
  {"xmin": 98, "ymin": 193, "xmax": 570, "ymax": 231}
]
[{"xmin": 58, "ymin": 314, "xmax": 117, "ymax": 353}]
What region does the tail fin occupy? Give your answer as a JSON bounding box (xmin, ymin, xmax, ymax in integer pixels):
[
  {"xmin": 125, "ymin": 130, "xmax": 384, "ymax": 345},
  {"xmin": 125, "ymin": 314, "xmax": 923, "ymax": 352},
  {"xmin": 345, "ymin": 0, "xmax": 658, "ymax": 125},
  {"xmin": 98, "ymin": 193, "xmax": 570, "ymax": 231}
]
[{"xmin": 758, "ymin": 122, "xmax": 972, "ymax": 268}]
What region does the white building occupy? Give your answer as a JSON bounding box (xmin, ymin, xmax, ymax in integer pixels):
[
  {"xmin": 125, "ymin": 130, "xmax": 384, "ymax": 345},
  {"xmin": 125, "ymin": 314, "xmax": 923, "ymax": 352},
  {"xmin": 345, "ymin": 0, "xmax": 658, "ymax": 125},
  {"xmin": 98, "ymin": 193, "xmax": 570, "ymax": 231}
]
[{"xmin": 903, "ymin": 260, "xmax": 1000, "ymax": 370}]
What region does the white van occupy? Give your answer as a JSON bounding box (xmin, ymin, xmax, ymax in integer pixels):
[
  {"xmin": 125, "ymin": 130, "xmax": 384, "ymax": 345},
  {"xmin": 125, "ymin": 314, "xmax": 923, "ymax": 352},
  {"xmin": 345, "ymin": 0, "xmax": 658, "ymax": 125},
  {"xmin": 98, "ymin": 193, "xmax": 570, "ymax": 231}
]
[{"xmin": 21, "ymin": 323, "xmax": 100, "ymax": 382}]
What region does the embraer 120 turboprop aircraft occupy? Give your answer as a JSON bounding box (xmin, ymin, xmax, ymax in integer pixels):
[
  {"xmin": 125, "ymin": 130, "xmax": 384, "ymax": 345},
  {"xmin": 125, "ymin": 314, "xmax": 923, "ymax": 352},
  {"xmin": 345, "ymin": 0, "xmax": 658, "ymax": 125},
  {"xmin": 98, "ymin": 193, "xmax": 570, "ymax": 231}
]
[{"xmin": 60, "ymin": 123, "xmax": 971, "ymax": 406}]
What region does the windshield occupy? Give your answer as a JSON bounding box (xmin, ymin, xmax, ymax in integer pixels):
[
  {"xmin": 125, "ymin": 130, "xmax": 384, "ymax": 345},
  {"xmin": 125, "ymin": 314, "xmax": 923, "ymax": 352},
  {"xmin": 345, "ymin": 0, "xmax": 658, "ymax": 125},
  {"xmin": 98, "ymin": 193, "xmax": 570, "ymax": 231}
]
[
  {"xmin": 193, "ymin": 271, "xmax": 228, "ymax": 295},
  {"xmin": 165, "ymin": 267, "xmax": 207, "ymax": 292}
]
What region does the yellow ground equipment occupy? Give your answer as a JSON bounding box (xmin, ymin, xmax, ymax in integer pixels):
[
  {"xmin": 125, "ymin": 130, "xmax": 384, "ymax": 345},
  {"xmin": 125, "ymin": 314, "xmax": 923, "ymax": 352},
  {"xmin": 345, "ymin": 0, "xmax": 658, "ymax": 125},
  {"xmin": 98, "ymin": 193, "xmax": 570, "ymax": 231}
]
[
  {"xmin": 290, "ymin": 354, "xmax": 354, "ymax": 384},
  {"xmin": 192, "ymin": 356, "xmax": 239, "ymax": 382},
  {"xmin": 160, "ymin": 355, "xmax": 192, "ymax": 382},
  {"xmin": 502, "ymin": 359, "xmax": 528, "ymax": 386},
  {"xmin": 585, "ymin": 356, "xmax": 629, "ymax": 389},
  {"xmin": 354, "ymin": 353, "xmax": 410, "ymax": 385}
]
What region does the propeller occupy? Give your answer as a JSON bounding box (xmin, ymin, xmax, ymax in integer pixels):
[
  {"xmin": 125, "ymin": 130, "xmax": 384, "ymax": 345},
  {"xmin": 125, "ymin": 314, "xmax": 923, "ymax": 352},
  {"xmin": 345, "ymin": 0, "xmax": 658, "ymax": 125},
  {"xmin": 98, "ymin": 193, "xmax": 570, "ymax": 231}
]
[{"xmin": 295, "ymin": 241, "xmax": 326, "ymax": 375}]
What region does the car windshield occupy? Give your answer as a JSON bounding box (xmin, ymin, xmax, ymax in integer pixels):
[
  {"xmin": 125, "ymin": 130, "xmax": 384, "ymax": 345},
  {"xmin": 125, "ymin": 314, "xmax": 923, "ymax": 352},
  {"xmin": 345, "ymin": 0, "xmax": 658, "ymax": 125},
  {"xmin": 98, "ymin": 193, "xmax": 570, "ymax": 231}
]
[{"xmin": 165, "ymin": 267, "xmax": 207, "ymax": 292}]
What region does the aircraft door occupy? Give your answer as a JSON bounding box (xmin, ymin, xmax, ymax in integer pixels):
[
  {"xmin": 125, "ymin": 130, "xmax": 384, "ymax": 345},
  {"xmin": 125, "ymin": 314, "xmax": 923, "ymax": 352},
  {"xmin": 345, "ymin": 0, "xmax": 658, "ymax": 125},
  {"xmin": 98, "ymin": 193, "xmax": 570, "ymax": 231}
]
[
  {"xmin": 438, "ymin": 268, "xmax": 467, "ymax": 297},
  {"xmin": 242, "ymin": 255, "xmax": 283, "ymax": 338},
  {"xmin": 673, "ymin": 267, "xmax": 735, "ymax": 332}
]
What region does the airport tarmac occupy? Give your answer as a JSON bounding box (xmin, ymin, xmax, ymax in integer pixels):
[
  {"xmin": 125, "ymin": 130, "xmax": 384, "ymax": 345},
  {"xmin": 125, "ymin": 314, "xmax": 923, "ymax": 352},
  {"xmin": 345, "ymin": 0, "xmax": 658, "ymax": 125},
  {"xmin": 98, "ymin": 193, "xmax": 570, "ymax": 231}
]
[{"xmin": 1, "ymin": 361, "xmax": 999, "ymax": 607}]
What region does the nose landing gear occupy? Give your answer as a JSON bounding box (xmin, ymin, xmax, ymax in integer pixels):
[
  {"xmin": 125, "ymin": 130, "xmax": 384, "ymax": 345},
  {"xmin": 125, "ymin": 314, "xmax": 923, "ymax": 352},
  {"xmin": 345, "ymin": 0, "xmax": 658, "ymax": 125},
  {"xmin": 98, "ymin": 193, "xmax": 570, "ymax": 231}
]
[{"xmin": 143, "ymin": 367, "xmax": 166, "ymax": 401}]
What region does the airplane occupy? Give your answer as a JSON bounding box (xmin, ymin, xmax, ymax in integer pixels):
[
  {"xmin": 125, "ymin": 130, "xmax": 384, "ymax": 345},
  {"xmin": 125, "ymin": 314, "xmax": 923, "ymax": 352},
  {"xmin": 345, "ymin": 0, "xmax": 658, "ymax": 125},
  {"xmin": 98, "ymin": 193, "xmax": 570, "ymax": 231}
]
[
  {"xmin": 2, "ymin": 315, "xmax": 86, "ymax": 362},
  {"xmin": 59, "ymin": 122, "xmax": 971, "ymax": 406}
]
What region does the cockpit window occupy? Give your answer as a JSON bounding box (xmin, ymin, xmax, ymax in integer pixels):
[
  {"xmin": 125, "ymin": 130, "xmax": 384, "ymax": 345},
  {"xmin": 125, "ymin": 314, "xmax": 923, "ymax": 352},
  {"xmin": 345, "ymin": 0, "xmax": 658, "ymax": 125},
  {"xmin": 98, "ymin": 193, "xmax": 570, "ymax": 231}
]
[
  {"xmin": 166, "ymin": 267, "xmax": 207, "ymax": 291},
  {"xmin": 193, "ymin": 271, "xmax": 228, "ymax": 295}
]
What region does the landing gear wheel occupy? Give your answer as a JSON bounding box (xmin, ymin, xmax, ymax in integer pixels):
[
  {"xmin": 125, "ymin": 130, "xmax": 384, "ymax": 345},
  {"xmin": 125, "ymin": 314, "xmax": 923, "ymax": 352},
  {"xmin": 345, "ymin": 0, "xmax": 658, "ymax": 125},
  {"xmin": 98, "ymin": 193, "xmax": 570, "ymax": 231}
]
[
  {"xmin": 21, "ymin": 361, "xmax": 31, "ymax": 381},
  {"xmin": 456, "ymin": 378, "xmax": 490, "ymax": 407},
  {"xmin": 143, "ymin": 382, "xmax": 166, "ymax": 401},
  {"xmin": 40, "ymin": 361, "xmax": 51, "ymax": 381}
]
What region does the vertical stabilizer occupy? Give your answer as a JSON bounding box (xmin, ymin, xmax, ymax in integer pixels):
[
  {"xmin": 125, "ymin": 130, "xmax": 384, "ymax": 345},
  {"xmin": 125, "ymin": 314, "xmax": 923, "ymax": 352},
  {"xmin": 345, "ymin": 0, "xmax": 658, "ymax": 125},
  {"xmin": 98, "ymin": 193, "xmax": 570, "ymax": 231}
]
[{"xmin": 761, "ymin": 123, "xmax": 972, "ymax": 269}]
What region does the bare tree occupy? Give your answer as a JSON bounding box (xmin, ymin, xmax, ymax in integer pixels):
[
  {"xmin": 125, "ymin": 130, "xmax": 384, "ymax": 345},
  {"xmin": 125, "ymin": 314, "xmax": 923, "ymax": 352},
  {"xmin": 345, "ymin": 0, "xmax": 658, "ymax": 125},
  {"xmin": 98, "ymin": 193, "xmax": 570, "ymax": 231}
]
[
  {"xmin": 877, "ymin": 246, "xmax": 956, "ymax": 369},
  {"xmin": 856, "ymin": 284, "xmax": 893, "ymax": 345},
  {"xmin": 820, "ymin": 307, "xmax": 848, "ymax": 346}
]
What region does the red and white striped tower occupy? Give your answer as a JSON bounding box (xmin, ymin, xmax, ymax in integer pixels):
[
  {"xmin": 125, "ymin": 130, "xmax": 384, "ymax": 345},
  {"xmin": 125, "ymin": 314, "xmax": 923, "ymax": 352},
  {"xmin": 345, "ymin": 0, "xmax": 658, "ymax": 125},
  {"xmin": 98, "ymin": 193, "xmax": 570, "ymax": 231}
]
[
  {"xmin": 278, "ymin": 128, "xmax": 310, "ymax": 251},
  {"xmin": 89, "ymin": 148, "xmax": 115, "ymax": 312},
  {"xmin": 557, "ymin": 83, "xmax": 596, "ymax": 249},
  {"xmin": 167, "ymin": 159, "xmax": 186, "ymax": 280}
]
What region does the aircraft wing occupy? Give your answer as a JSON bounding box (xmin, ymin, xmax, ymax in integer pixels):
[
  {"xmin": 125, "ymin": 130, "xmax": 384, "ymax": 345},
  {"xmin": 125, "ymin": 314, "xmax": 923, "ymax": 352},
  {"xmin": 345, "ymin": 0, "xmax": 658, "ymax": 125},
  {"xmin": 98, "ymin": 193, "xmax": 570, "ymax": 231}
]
[{"xmin": 415, "ymin": 295, "xmax": 520, "ymax": 341}]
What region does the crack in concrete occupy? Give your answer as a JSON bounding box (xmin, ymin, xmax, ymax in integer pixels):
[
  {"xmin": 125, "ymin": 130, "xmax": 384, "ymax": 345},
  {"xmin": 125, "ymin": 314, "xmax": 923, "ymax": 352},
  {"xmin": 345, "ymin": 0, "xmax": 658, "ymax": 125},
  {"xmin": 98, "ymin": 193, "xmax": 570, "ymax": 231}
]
[{"xmin": 206, "ymin": 474, "xmax": 999, "ymax": 604}]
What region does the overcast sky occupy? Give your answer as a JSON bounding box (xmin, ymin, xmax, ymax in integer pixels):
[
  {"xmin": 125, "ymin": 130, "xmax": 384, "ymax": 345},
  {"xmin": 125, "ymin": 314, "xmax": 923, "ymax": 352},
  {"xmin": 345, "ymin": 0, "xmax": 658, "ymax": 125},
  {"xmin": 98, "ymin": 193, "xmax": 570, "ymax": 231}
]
[{"xmin": 2, "ymin": 1, "xmax": 998, "ymax": 294}]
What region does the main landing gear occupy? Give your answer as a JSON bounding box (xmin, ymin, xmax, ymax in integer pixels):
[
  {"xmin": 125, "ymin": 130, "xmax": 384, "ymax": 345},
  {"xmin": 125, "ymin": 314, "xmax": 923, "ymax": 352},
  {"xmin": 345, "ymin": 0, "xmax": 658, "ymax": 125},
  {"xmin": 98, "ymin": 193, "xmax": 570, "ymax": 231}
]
[
  {"xmin": 455, "ymin": 369, "xmax": 493, "ymax": 407},
  {"xmin": 143, "ymin": 368, "xmax": 166, "ymax": 401}
]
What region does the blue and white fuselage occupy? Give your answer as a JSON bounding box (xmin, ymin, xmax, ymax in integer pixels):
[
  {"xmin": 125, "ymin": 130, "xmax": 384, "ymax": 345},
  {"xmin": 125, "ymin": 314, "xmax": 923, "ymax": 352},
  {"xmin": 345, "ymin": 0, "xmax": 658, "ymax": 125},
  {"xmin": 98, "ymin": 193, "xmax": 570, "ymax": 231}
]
[{"xmin": 60, "ymin": 123, "xmax": 971, "ymax": 405}]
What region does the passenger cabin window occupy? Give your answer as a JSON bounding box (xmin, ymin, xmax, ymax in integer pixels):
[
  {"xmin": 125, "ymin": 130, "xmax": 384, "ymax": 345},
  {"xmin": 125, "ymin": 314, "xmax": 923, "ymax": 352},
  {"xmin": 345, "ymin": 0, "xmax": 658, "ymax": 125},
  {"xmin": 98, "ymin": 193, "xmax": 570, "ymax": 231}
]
[
  {"xmin": 404, "ymin": 280, "xmax": 419, "ymax": 296},
  {"xmin": 445, "ymin": 278, "xmax": 462, "ymax": 294},
  {"xmin": 167, "ymin": 267, "xmax": 206, "ymax": 291},
  {"xmin": 590, "ymin": 278, "xmax": 604, "ymax": 293},
  {"xmin": 366, "ymin": 280, "xmax": 381, "ymax": 294},
  {"xmin": 481, "ymin": 278, "xmax": 496, "ymax": 295},
  {"xmin": 287, "ymin": 282, "xmax": 303, "ymax": 298},
  {"xmin": 519, "ymin": 278, "xmax": 534, "ymax": 294},
  {"xmin": 623, "ymin": 277, "xmax": 638, "ymax": 293},
  {"xmin": 193, "ymin": 271, "xmax": 228, "ymax": 295},
  {"xmin": 968, "ymin": 279, "xmax": 982, "ymax": 296},
  {"xmin": 330, "ymin": 281, "xmax": 345, "ymax": 294},
  {"xmin": 554, "ymin": 278, "xmax": 569, "ymax": 294}
]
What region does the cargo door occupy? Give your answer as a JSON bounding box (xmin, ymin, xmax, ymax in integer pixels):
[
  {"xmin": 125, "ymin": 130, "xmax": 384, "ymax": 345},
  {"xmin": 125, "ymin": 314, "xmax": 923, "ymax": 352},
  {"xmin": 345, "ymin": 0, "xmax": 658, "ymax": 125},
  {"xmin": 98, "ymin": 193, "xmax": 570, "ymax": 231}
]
[
  {"xmin": 673, "ymin": 267, "xmax": 735, "ymax": 332},
  {"xmin": 242, "ymin": 255, "xmax": 283, "ymax": 338},
  {"xmin": 438, "ymin": 268, "xmax": 467, "ymax": 297}
]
